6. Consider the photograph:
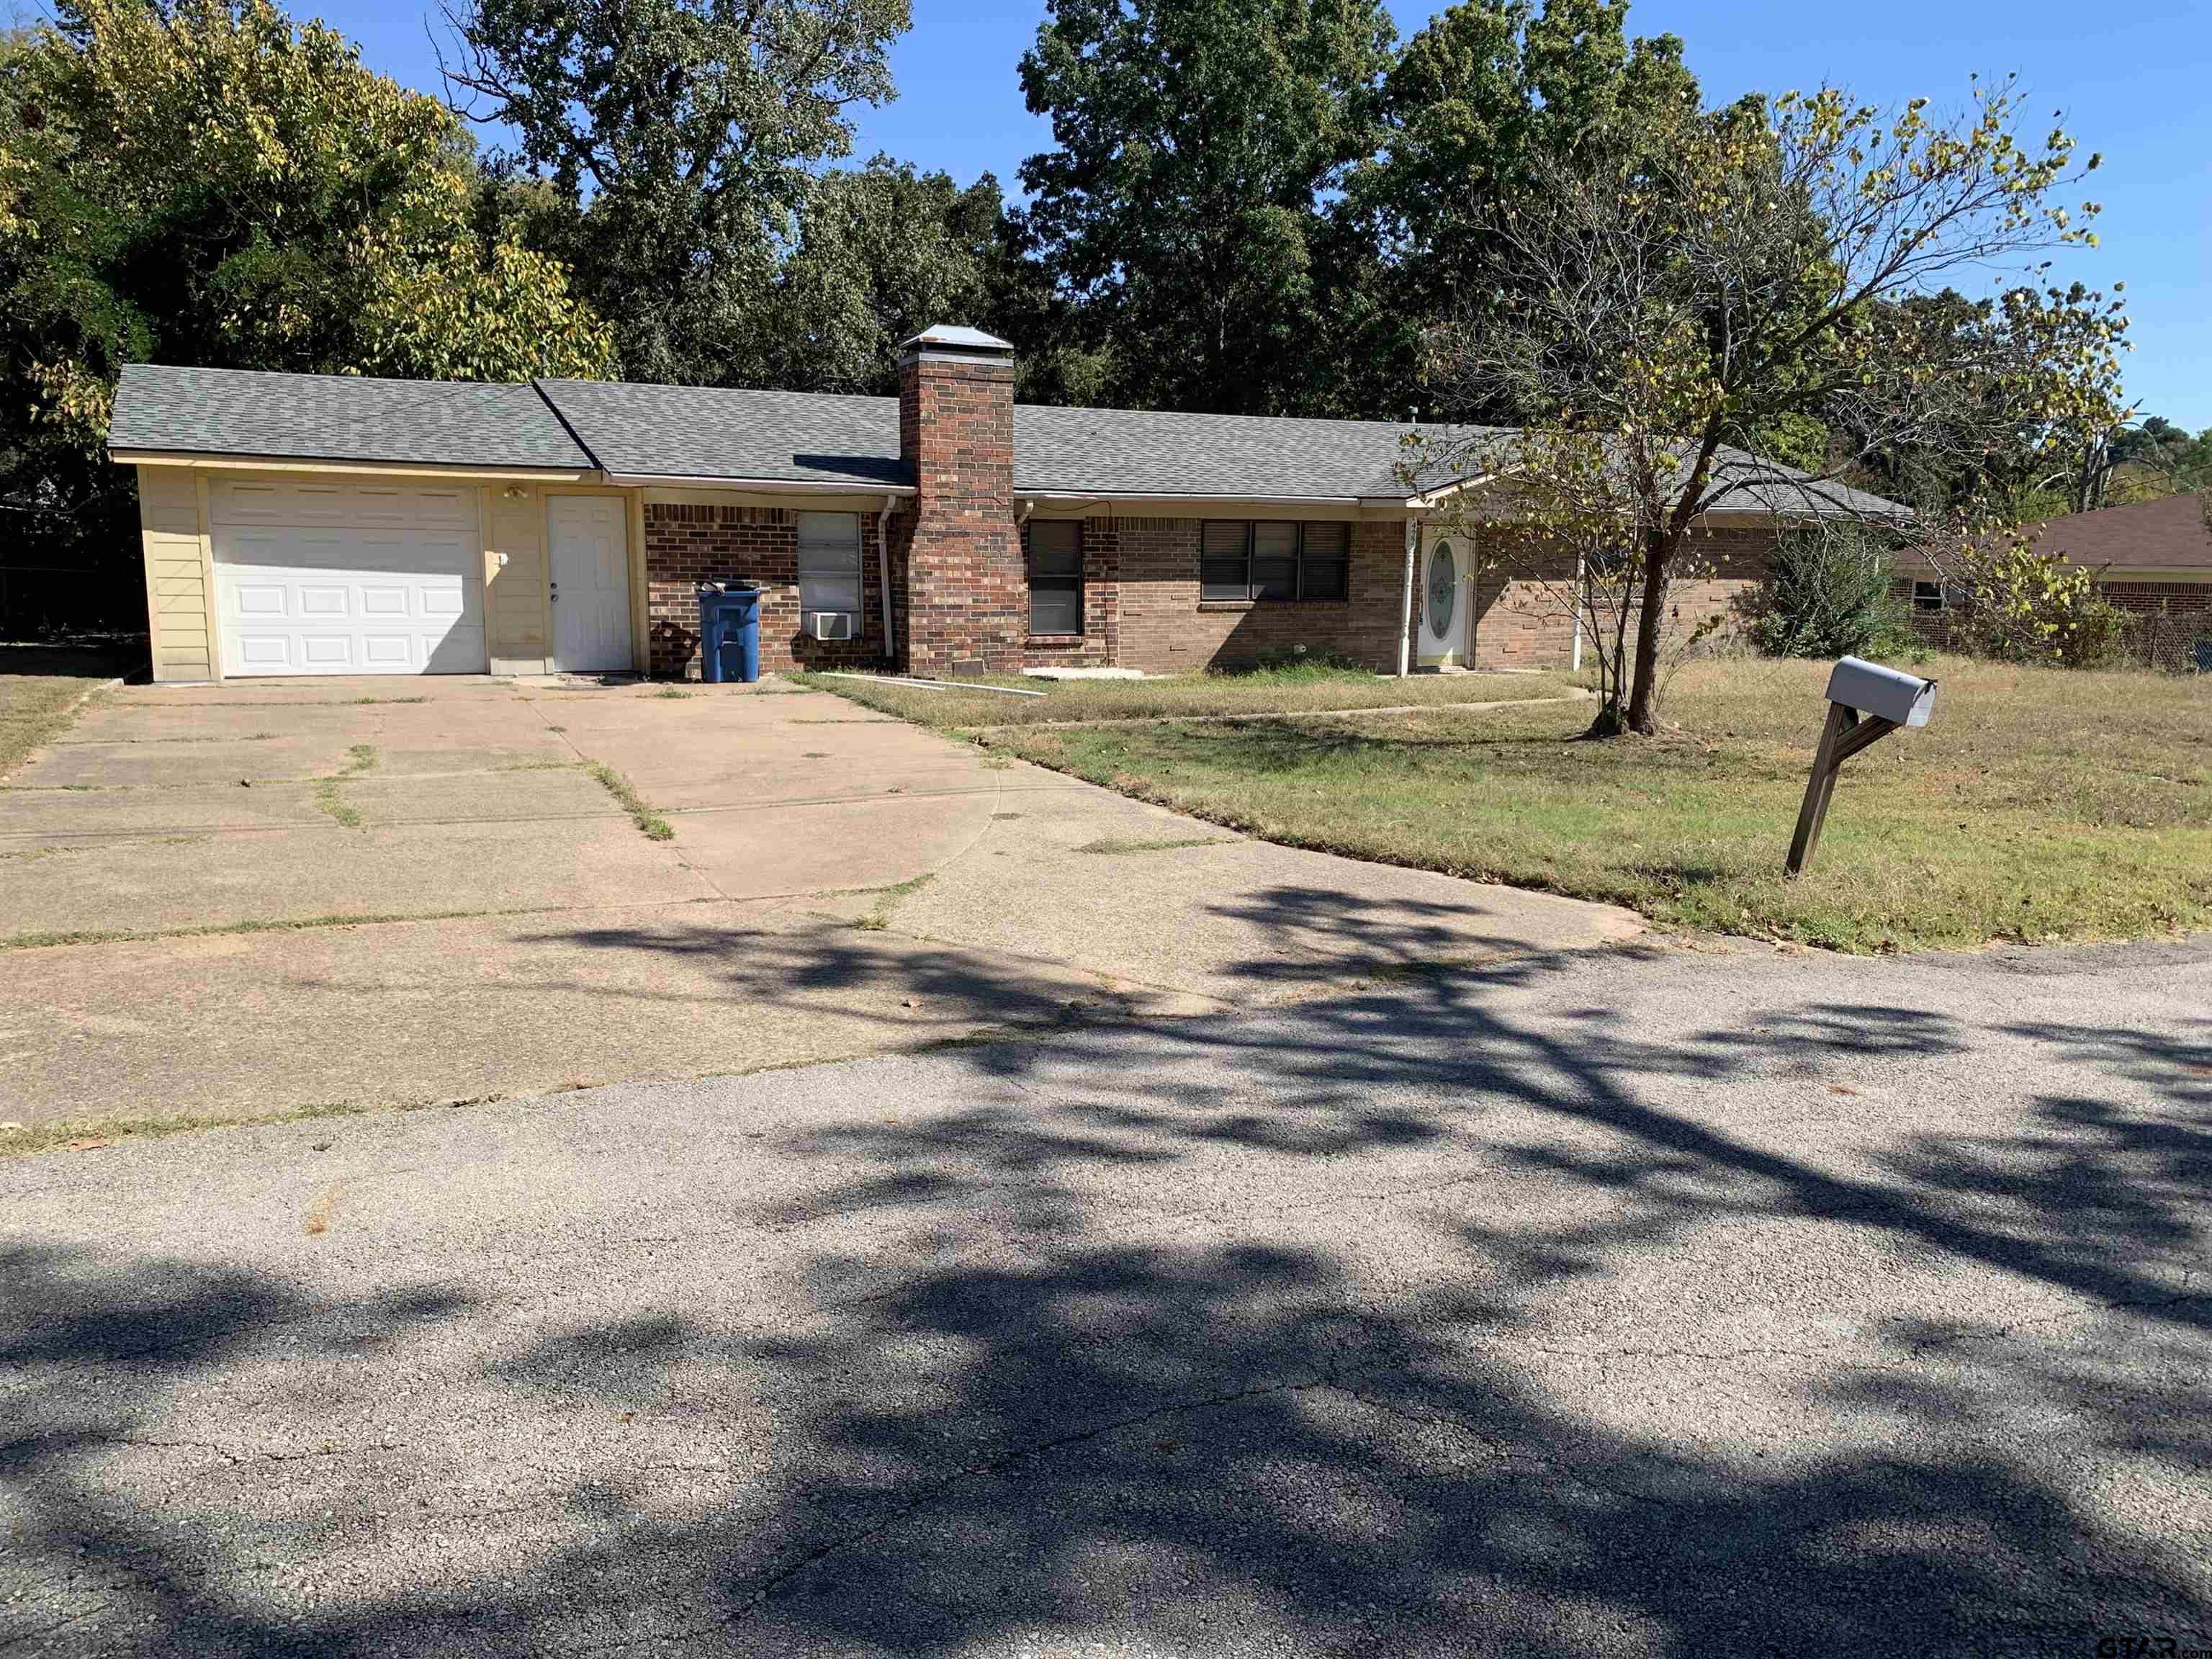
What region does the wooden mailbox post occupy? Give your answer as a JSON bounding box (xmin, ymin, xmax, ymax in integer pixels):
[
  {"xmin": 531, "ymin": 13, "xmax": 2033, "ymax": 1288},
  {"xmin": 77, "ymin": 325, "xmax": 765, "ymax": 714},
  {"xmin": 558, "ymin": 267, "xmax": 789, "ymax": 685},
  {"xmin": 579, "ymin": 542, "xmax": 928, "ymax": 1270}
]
[{"xmin": 1786, "ymin": 657, "xmax": 1938, "ymax": 877}]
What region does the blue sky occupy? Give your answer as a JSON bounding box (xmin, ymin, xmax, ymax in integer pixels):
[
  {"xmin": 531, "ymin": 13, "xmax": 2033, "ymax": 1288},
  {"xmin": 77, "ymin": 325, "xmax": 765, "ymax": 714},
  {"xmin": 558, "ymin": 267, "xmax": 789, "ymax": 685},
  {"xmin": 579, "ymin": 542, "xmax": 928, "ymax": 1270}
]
[{"xmin": 326, "ymin": 0, "xmax": 2210, "ymax": 429}]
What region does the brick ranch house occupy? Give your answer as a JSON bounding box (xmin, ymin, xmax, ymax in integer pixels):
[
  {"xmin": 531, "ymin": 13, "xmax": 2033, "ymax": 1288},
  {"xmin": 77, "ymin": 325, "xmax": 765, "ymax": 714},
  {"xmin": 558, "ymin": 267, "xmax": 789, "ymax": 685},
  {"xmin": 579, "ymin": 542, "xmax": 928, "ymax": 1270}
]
[
  {"xmin": 109, "ymin": 325, "xmax": 1897, "ymax": 684},
  {"xmin": 1897, "ymin": 490, "xmax": 2212, "ymax": 668}
]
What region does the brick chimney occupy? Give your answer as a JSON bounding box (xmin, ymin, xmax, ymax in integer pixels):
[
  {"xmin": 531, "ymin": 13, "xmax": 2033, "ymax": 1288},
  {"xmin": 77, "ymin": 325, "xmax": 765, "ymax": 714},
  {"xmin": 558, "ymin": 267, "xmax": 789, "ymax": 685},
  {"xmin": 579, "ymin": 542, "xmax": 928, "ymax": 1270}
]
[{"xmin": 896, "ymin": 325, "xmax": 1021, "ymax": 676}]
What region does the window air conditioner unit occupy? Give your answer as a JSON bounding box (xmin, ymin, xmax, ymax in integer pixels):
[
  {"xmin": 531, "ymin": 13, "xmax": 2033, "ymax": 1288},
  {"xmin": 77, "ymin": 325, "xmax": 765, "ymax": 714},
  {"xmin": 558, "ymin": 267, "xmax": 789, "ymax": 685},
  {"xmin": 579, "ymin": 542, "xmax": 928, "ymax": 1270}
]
[{"xmin": 809, "ymin": 611, "xmax": 855, "ymax": 642}]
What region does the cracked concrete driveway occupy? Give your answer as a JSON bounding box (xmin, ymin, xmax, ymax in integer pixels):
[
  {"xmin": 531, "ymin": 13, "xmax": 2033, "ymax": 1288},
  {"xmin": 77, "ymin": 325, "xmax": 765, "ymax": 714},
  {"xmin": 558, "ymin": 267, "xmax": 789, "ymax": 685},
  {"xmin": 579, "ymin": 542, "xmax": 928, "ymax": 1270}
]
[
  {"xmin": 0, "ymin": 676, "xmax": 1638, "ymax": 1133},
  {"xmin": 2, "ymin": 936, "xmax": 2208, "ymax": 1655}
]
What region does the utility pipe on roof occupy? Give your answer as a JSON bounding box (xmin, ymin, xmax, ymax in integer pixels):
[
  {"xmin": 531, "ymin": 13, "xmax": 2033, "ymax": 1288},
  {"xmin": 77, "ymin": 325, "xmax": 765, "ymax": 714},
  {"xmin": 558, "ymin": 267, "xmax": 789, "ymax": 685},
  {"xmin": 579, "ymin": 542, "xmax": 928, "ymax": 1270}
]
[{"xmin": 876, "ymin": 494, "xmax": 899, "ymax": 662}]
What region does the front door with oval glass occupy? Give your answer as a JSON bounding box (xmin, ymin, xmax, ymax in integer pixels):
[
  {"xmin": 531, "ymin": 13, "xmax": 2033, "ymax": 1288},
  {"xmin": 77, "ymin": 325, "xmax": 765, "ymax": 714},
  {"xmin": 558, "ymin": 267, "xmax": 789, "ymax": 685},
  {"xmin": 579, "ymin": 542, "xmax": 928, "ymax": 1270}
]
[{"xmin": 1416, "ymin": 529, "xmax": 1464, "ymax": 667}]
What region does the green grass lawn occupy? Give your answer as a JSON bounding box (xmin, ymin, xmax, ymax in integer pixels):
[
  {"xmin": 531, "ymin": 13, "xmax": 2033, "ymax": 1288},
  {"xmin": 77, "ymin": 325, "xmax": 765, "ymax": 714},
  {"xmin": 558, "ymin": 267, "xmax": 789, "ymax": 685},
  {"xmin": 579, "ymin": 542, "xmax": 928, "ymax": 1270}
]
[
  {"xmin": 0, "ymin": 645, "xmax": 126, "ymax": 781},
  {"xmin": 791, "ymin": 659, "xmax": 1573, "ymax": 727},
  {"xmin": 842, "ymin": 655, "xmax": 2211, "ymax": 954}
]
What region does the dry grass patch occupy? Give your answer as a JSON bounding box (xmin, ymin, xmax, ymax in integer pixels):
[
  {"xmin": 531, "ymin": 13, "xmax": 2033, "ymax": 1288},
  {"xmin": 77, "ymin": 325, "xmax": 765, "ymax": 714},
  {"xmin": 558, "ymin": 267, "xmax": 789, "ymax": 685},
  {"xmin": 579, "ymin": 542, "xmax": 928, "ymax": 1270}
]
[
  {"xmin": 977, "ymin": 655, "xmax": 2211, "ymax": 953},
  {"xmin": 0, "ymin": 644, "xmax": 127, "ymax": 780}
]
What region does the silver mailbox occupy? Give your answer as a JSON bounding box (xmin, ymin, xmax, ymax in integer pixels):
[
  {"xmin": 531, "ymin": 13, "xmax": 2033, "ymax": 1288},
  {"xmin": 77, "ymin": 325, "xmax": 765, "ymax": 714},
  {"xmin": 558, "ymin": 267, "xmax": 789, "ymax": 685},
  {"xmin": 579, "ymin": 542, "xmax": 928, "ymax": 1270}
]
[{"xmin": 1824, "ymin": 656, "xmax": 1936, "ymax": 728}]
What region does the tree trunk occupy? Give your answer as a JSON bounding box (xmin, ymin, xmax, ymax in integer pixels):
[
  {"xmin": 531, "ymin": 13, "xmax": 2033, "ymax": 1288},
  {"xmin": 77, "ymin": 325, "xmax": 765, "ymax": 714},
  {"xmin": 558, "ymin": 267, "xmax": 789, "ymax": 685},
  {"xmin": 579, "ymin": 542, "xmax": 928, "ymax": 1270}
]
[{"xmin": 1622, "ymin": 529, "xmax": 1671, "ymax": 734}]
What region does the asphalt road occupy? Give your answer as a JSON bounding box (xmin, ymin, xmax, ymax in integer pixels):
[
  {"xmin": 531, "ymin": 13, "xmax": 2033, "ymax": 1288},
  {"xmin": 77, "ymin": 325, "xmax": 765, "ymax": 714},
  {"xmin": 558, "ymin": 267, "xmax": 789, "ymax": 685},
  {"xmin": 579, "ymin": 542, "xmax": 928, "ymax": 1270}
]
[{"xmin": 5, "ymin": 935, "xmax": 2210, "ymax": 1657}]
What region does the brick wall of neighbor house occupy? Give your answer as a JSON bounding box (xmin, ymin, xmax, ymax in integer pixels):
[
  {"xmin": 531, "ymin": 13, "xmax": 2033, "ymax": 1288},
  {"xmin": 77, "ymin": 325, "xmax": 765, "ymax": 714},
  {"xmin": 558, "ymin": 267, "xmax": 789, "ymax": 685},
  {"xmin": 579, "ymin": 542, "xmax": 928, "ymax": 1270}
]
[
  {"xmin": 1900, "ymin": 573, "xmax": 2212, "ymax": 667},
  {"xmin": 2102, "ymin": 580, "xmax": 2212, "ymax": 614},
  {"xmin": 1116, "ymin": 516, "xmax": 1412, "ymax": 673},
  {"xmin": 1020, "ymin": 517, "xmax": 1121, "ymax": 667},
  {"xmin": 642, "ymin": 501, "xmax": 893, "ymax": 678},
  {"xmin": 899, "ymin": 347, "xmax": 1025, "ymax": 675},
  {"xmin": 1897, "ymin": 575, "xmax": 2212, "ymax": 620}
]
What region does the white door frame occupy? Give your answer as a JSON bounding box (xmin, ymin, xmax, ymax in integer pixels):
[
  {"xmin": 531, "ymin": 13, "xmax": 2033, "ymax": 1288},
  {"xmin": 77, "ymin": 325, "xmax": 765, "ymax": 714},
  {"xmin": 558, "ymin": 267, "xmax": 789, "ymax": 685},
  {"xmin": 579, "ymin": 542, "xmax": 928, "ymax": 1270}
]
[
  {"xmin": 1416, "ymin": 523, "xmax": 1467, "ymax": 668},
  {"xmin": 544, "ymin": 490, "xmax": 636, "ymax": 674}
]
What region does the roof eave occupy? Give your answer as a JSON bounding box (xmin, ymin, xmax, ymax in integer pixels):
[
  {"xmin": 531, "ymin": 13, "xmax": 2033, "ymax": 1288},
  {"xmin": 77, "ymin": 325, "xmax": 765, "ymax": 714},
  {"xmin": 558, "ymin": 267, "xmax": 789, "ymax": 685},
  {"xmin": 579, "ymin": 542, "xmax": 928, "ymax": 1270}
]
[
  {"xmin": 109, "ymin": 448, "xmax": 600, "ymax": 482},
  {"xmin": 603, "ymin": 471, "xmax": 914, "ymax": 495},
  {"xmin": 1019, "ymin": 487, "xmax": 1367, "ymax": 507}
]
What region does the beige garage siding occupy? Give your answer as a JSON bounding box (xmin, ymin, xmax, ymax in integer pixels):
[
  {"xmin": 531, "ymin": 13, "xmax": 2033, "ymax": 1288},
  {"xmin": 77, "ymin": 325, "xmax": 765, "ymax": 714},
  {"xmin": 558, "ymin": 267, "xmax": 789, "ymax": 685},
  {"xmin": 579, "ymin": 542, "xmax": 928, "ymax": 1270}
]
[
  {"xmin": 137, "ymin": 465, "xmax": 216, "ymax": 684},
  {"xmin": 134, "ymin": 468, "xmax": 632, "ymax": 680}
]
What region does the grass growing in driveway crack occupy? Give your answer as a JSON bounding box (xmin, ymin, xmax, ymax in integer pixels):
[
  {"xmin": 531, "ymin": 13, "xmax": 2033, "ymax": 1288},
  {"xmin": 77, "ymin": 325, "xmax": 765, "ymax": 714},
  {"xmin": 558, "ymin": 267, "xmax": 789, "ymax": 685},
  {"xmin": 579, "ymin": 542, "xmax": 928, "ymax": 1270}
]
[
  {"xmin": 586, "ymin": 761, "xmax": 675, "ymax": 840},
  {"xmin": 854, "ymin": 873, "xmax": 934, "ymax": 930},
  {"xmin": 1075, "ymin": 835, "xmax": 1235, "ymax": 855},
  {"xmin": 1, "ymin": 904, "xmax": 562, "ymax": 953},
  {"xmin": 312, "ymin": 742, "xmax": 377, "ymax": 828}
]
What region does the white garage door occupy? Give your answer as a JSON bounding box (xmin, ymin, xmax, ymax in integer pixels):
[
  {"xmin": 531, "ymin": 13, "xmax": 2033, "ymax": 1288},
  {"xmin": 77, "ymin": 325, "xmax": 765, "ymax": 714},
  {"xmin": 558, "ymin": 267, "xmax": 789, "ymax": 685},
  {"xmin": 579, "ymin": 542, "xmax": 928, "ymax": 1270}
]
[{"xmin": 210, "ymin": 476, "xmax": 488, "ymax": 676}]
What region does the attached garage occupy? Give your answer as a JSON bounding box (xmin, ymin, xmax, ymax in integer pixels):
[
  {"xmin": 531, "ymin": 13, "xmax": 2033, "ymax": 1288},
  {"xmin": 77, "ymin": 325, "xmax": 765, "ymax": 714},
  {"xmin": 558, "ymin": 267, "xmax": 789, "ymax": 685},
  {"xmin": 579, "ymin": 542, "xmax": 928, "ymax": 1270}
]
[
  {"xmin": 210, "ymin": 475, "xmax": 487, "ymax": 676},
  {"xmin": 111, "ymin": 364, "xmax": 638, "ymax": 683}
]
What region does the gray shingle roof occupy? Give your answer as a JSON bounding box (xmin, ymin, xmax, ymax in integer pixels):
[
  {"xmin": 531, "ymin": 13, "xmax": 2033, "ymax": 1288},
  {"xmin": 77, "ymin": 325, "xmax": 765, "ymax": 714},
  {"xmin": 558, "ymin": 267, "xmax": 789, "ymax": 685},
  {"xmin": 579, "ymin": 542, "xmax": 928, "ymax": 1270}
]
[
  {"xmin": 1700, "ymin": 450, "xmax": 1914, "ymax": 521},
  {"xmin": 1401, "ymin": 426, "xmax": 1913, "ymax": 521},
  {"xmin": 1013, "ymin": 405, "xmax": 1430, "ymax": 500},
  {"xmin": 110, "ymin": 363, "xmax": 1915, "ymax": 521},
  {"xmin": 108, "ymin": 363, "xmax": 595, "ymax": 472},
  {"xmin": 539, "ymin": 379, "xmax": 907, "ymax": 488}
]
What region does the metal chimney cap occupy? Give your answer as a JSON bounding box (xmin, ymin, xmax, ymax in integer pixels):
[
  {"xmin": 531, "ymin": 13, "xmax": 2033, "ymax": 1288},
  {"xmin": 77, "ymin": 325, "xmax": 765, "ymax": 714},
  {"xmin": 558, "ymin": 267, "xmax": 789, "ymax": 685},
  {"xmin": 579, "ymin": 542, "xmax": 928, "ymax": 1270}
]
[
  {"xmin": 899, "ymin": 324, "xmax": 1014, "ymax": 352},
  {"xmin": 898, "ymin": 325, "xmax": 1016, "ymax": 367}
]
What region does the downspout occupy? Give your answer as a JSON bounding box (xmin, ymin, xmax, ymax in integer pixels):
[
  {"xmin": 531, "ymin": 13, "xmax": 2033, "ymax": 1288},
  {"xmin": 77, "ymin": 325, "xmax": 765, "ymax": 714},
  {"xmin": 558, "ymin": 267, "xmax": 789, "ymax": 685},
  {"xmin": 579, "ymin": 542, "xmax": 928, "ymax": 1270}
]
[
  {"xmin": 1571, "ymin": 549, "xmax": 1586, "ymax": 675},
  {"xmin": 876, "ymin": 494, "xmax": 899, "ymax": 663},
  {"xmin": 1015, "ymin": 498, "xmax": 1035, "ymax": 657},
  {"xmin": 1398, "ymin": 515, "xmax": 1419, "ymax": 678}
]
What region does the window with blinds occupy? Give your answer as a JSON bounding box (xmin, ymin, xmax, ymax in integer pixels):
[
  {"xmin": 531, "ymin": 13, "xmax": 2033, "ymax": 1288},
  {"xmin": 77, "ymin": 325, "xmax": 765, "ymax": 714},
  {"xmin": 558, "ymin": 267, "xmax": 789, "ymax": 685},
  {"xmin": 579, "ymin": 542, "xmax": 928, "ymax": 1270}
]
[
  {"xmin": 796, "ymin": 511, "xmax": 863, "ymax": 616},
  {"xmin": 1198, "ymin": 521, "xmax": 1352, "ymax": 603},
  {"xmin": 1027, "ymin": 520, "xmax": 1084, "ymax": 634}
]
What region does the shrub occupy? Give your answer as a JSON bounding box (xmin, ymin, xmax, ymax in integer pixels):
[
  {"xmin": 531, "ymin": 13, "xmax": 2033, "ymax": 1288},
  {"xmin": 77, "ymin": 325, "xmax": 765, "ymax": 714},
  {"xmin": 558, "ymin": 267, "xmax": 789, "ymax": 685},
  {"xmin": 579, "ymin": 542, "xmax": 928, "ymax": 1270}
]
[
  {"xmin": 1930, "ymin": 530, "xmax": 2128, "ymax": 667},
  {"xmin": 2055, "ymin": 593, "xmax": 2145, "ymax": 670},
  {"xmin": 1753, "ymin": 525, "xmax": 1912, "ymax": 660}
]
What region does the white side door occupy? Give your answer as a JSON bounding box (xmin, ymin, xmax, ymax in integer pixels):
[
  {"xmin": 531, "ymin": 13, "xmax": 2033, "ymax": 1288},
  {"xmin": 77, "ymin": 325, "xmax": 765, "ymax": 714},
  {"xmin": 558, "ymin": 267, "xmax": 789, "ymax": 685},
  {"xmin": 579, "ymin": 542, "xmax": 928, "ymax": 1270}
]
[
  {"xmin": 1416, "ymin": 526, "xmax": 1465, "ymax": 667},
  {"xmin": 547, "ymin": 496, "xmax": 633, "ymax": 673}
]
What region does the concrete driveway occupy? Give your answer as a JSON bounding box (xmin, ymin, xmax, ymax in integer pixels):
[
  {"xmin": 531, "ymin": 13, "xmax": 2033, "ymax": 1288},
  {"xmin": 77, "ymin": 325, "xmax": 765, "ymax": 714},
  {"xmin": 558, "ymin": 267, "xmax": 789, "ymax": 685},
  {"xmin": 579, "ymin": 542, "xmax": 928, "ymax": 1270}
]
[
  {"xmin": 0, "ymin": 676, "xmax": 1638, "ymax": 1132},
  {"xmin": 3, "ymin": 935, "xmax": 2206, "ymax": 1655}
]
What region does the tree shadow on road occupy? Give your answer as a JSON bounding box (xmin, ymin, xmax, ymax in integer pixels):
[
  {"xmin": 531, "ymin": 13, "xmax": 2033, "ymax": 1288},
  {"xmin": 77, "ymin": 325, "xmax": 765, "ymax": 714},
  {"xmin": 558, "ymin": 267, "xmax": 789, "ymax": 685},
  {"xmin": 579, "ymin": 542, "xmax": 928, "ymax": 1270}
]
[{"xmin": 5, "ymin": 927, "xmax": 2210, "ymax": 1655}]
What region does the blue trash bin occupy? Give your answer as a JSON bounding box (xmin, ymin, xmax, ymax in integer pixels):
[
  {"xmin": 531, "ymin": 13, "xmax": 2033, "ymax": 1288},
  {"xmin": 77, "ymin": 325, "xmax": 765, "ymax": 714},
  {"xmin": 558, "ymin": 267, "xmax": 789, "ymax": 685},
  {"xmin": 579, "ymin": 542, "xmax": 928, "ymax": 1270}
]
[{"xmin": 696, "ymin": 584, "xmax": 763, "ymax": 684}]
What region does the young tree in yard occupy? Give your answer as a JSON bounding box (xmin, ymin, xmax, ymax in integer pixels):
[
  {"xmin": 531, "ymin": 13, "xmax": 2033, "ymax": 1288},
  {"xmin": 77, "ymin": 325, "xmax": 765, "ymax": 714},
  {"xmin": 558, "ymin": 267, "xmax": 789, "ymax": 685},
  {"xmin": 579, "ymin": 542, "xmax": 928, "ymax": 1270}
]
[
  {"xmin": 0, "ymin": 0, "xmax": 609, "ymax": 631},
  {"xmin": 439, "ymin": 0, "xmax": 909, "ymax": 387},
  {"xmin": 1408, "ymin": 77, "xmax": 2116, "ymax": 735},
  {"xmin": 1014, "ymin": 0, "xmax": 1397, "ymax": 415}
]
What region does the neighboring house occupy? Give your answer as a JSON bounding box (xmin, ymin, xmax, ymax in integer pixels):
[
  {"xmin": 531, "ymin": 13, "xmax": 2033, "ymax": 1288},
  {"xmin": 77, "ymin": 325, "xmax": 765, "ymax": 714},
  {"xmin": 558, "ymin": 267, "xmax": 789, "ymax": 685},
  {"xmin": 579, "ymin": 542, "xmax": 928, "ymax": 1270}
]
[
  {"xmin": 108, "ymin": 325, "xmax": 1896, "ymax": 684},
  {"xmin": 1899, "ymin": 491, "xmax": 2212, "ymax": 617},
  {"xmin": 1898, "ymin": 492, "xmax": 2212, "ymax": 670}
]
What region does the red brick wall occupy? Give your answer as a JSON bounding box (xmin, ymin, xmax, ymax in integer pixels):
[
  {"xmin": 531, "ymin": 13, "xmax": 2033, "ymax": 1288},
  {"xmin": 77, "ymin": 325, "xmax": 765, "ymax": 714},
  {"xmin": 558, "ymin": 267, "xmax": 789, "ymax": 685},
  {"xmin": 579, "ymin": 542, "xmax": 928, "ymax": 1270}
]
[
  {"xmin": 1115, "ymin": 516, "xmax": 1413, "ymax": 673},
  {"xmin": 1899, "ymin": 573, "xmax": 2212, "ymax": 667},
  {"xmin": 645, "ymin": 484, "xmax": 1793, "ymax": 683},
  {"xmin": 899, "ymin": 353, "xmax": 1025, "ymax": 675},
  {"xmin": 1020, "ymin": 517, "xmax": 1120, "ymax": 667},
  {"xmin": 2103, "ymin": 580, "xmax": 2212, "ymax": 613},
  {"xmin": 642, "ymin": 501, "xmax": 894, "ymax": 678},
  {"xmin": 1467, "ymin": 523, "xmax": 1775, "ymax": 670},
  {"xmin": 1106, "ymin": 516, "xmax": 1779, "ymax": 675}
]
